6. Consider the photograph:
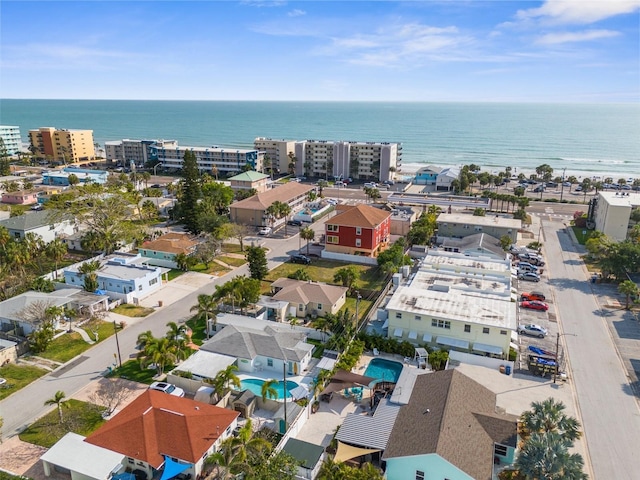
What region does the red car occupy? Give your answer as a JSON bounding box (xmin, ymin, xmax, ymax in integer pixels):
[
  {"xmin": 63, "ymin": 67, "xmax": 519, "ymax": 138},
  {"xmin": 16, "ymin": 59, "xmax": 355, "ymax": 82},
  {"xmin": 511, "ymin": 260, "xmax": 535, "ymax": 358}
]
[
  {"xmin": 521, "ymin": 291, "xmax": 546, "ymax": 301},
  {"xmin": 520, "ymin": 300, "xmax": 549, "ymax": 311}
]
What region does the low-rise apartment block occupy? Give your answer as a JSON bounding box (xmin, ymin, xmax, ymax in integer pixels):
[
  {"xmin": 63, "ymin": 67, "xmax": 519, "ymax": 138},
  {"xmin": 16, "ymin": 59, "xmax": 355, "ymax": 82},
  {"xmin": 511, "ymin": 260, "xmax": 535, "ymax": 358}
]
[
  {"xmin": 592, "ymin": 191, "xmax": 640, "ymax": 242},
  {"xmin": 385, "ymin": 250, "xmax": 516, "ymax": 357},
  {"xmin": 437, "ymin": 212, "xmax": 521, "ymax": 243}
]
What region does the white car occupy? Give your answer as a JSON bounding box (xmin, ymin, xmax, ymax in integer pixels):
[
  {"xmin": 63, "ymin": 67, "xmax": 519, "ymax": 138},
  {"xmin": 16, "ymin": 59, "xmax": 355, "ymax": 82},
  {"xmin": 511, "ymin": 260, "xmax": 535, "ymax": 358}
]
[
  {"xmin": 149, "ymin": 382, "xmax": 185, "ymax": 397},
  {"xmin": 327, "ymin": 198, "xmax": 338, "ymax": 205},
  {"xmin": 518, "ymin": 324, "xmax": 548, "ymax": 338},
  {"xmin": 364, "ymin": 182, "xmax": 378, "ymax": 188},
  {"xmin": 258, "ymin": 227, "xmax": 272, "ymax": 236}
]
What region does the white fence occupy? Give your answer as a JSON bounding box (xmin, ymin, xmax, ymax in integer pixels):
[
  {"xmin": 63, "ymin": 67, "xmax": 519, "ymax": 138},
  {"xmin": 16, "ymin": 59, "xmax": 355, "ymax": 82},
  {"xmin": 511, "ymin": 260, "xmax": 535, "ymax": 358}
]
[
  {"xmin": 447, "ymin": 350, "xmax": 515, "ymax": 372},
  {"xmin": 320, "ymin": 250, "xmax": 378, "ymax": 266}
]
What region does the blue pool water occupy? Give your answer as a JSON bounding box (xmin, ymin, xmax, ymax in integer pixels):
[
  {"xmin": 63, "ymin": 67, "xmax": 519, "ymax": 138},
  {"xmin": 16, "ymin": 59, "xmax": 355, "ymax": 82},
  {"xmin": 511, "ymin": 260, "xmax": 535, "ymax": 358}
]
[
  {"xmin": 364, "ymin": 358, "xmax": 403, "ymax": 383},
  {"xmin": 238, "ymin": 378, "xmax": 300, "ymax": 400}
]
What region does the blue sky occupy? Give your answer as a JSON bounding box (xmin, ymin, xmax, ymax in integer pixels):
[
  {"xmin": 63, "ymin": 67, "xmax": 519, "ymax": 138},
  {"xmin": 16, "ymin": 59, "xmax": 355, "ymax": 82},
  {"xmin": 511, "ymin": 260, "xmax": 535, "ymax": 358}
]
[{"xmin": 1, "ymin": 1, "xmax": 638, "ymax": 102}]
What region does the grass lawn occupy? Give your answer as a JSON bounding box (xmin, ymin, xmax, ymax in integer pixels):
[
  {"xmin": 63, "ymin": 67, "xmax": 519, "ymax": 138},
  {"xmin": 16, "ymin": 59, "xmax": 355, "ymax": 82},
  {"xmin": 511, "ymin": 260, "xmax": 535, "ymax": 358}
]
[
  {"xmin": 191, "ymin": 262, "xmax": 230, "ymax": 275},
  {"xmin": 81, "ymin": 318, "xmax": 116, "ymax": 343},
  {"xmin": 19, "ymin": 399, "xmax": 105, "ymax": 448},
  {"xmin": 107, "ymin": 359, "xmax": 159, "ymax": 384},
  {"xmin": 0, "ymin": 363, "xmax": 48, "ymax": 401},
  {"xmin": 112, "ymin": 304, "xmax": 155, "ymax": 317},
  {"xmin": 186, "ymin": 315, "xmax": 208, "ymax": 345},
  {"xmin": 265, "ymin": 259, "xmax": 385, "ymax": 291},
  {"xmin": 222, "ymin": 243, "xmax": 244, "ymax": 254},
  {"xmin": 38, "ymin": 332, "xmax": 92, "ymax": 363},
  {"xmin": 342, "ymin": 297, "xmax": 374, "ymax": 323},
  {"xmin": 217, "ymin": 255, "xmax": 246, "ymax": 267},
  {"xmin": 167, "ymin": 269, "xmax": 186, "ymax": 281},
  {"xmin": 572, "ymin": 226, "xmax": 596, "ymax": 245},
  {"xmin": 306, "ymin": 338, "xmax": 325, "ymax": 358}
]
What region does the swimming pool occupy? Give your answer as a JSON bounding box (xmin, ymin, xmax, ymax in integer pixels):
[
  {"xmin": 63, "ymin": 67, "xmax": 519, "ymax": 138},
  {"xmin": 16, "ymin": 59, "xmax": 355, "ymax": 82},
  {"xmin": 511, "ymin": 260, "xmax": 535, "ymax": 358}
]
[
  {"xmin": 364, "ymin": 358, "xmax": 403, "ymax": 383},
  {"xmin": 237, "ymin": 378, "xmax": 300, "ymax": 400}
]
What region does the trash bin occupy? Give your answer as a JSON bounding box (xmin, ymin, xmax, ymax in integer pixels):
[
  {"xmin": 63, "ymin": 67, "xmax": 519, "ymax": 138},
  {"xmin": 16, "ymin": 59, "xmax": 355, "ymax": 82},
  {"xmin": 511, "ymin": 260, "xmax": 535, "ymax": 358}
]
[
  {"xmin": 158, "ymin": 300, "xmax": 163, "ymax": 307},
  {"xmin": 506, "ymin": 365, "xmax": 512, "ymax": 375}
]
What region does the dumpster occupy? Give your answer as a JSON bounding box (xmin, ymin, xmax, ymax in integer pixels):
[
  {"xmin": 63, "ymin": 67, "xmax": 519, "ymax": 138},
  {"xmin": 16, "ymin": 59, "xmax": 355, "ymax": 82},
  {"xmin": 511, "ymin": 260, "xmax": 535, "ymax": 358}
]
[{"xmin": 506, "ymin": 365, "xmax": 512, "ymax": 375}]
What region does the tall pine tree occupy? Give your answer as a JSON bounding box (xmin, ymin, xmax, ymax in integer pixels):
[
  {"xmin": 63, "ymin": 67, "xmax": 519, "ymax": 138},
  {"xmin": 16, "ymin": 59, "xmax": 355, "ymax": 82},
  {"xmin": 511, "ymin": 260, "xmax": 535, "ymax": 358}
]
[{"xmin": 180, "ymin": 149, "xmax": 202, "ymax": 233}]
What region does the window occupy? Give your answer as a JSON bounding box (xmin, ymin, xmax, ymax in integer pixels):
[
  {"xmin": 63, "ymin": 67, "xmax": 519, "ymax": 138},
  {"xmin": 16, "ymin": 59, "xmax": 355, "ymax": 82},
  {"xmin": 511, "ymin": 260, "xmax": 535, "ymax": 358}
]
[
  {"xmin": 415, "ymin": 315, "xmax": 421, "ymax": 321},
  {"xmin": 464, "ymin": 324, "xmax": 471, "ymax": 333},
  {"xmin": 138, "ymin": 285, "xmax": 143, "ymax": 291},
  {"xmin": 483, "ymin": 327, "xmax": 490, "ymax": 334},
  {"xmin": 356, "ymin": 227, "xmax": 362, "ymax": 235},
  {"xmin": 395, "ymin": 312, "xmax": 402, "ymax": 319},
  {"xmin": 299, "ymin": 304, "xmax": 304, "ymax": 311},
  {"xmin": 500, "ymin": 330, "xmax": 508, "ymax": 335},
  {"xmin": 495, "ymin": 444, "xmax": 508, "ymax": 456},
  {"xmin": 415, "ymin": 471, "xmax": 425, "ymax": 480},
  {"xmin": 267, "ymin": 358, "xmax": 273, "ymax": 367},
  {"xmin": 475, "ymin": 226, "xmax": 483, "ymax": 231},
  {"xmin": 355, "ymin": 239, "xmax": 361, "ymax": 247},
  {"xmin": 327, "ymin": 235, "xmax": 339, "ymax": 244},
  {"xmin": 149, "ymin": 278, "xmax": 158, "ymax": 286},
  {"xmin": 327, "ymin": 224, "xmax": 339, "ymax": 232},
  {"xmin": 317, "ymin": 304, "xmax": 322, "ymax": 310},
  {"xmin": 432, "ymin": 319, "xmax": 451, "ymax": 329}
]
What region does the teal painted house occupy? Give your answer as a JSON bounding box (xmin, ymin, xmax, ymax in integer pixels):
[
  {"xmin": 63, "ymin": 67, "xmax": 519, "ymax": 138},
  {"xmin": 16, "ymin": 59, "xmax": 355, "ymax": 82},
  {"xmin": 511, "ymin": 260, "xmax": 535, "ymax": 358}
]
[
  {"xmin": 414, "ymin": 166, "xmax": 442, "ymax": 185},
  {"xmin": 383, "ymin": 369, "xmax": 518, "ymax": 480},
  {"xmin": 138, "ymin": 232, "xmax": 200, "ymax": 269}
]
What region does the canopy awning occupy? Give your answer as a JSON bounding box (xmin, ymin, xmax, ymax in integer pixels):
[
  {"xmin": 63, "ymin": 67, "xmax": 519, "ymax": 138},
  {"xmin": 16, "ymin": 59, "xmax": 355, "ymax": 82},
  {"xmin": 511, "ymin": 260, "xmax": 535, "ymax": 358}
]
[
  {"xmin": 422, "ymin": 333, "xmax": 432, "ymax": 342},
  {"xmin": 414, "ymin": 347, "xmax": 428, "ymax": 359},
  {"xmin": 472, "ymin": 343, "xmax": 504, "ymax": 355},
  {"xmin": 319, "ymin": 370, "xmax": 377, "ymax": 396},
  {"xmin": 289, "ymin": 384, "xmax": 309, "ymax": 401},
  {"xmin": 381, "ymin": 319, "xmax": 389, "ymax": 330},
  {"xmin": 159, "ymin": 455, "xmax": 191, "ymax": 480},
  {"xmin": 408, "ymin": 331, "xmax": 417, "ymax": 340},
  {"xmin": 436, "ymin": 336, "xmax": 469, "ymax": 350},
  {"xmin": 393, "ymin": 328, "xmax": 403, "ymax": 338},
  {"xmin": 335, "ymin": 441, "xmax": 382, "ymax": 463},
  {"xmin": 317, "ymin": 356, "xmax": 337, "ymax": 371}
]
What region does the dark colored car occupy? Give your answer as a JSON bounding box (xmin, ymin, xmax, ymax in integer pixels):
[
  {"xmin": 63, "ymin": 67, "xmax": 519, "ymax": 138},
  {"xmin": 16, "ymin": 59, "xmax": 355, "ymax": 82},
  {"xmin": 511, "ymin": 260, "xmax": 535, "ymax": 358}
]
[
  {"xmin": 290, "ymin": 254, "xmax": 311, "ymax": 265},
  {"xmin": 287, "ymin": 219, "xmax": 303, "ymax": 226}
]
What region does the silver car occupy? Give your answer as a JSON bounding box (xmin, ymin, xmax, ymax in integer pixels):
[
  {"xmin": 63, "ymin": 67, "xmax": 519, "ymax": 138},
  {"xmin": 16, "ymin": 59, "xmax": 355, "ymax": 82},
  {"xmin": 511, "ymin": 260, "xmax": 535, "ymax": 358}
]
[
  {"xmin": 518, "ymin": 272, "xmax": 541, "ymax": 282},
  {"xmin": 518, "ymin": 324, "xmax": 548, "ymax": 338}
]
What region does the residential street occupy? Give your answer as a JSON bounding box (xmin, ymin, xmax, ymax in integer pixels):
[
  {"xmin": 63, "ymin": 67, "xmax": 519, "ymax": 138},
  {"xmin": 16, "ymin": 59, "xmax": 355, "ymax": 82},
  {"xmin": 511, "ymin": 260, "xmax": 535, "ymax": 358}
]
[
  {"xmin": 543, "ymin": 218, "xmax": 640, "ymax": 479},
  {"xmin": 0, "ymin": 234, "xmax": 297, "ymax": 438}
]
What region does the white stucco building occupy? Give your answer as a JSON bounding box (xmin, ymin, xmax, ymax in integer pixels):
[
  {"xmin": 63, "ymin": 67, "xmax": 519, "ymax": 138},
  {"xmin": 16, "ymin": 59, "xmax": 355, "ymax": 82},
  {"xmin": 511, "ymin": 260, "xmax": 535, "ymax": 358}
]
[{"xmin": 592, "ymin": 191, "xmax": 640, "ymax": 242}]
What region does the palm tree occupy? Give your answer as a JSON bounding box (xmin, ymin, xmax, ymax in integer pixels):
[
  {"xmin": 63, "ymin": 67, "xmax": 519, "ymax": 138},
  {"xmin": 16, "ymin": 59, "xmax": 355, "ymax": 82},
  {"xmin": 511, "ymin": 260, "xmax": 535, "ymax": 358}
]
[
  {"xmin": 165, "ymin": 321, "xmax": 186, "ymax": 343},
  {"xmin": 231, "ymin": 419, "xmax": 271, "ymax": 462},
  {"xmin": 618, "ymin": 280, "xmax": 638, "ymax": 309},
  {"xmin": 190, "ymin": 294, "xmax": 218, "ymax": 339},
  {"xmin": 312, "ymin": 316, "xmax": 331, "ymax": 342},
  {"xmin": 44, "ymin": 390, "xmax": 68, "ymax": 424},
  {"xmin": 46, "ymin": 238, "xmax": 67, "ymax": 279},
  {"xmin": 260, "ymin": 378, "xmax": 279, "ymax": 402},
  {"xmin": 216, "ymin": 364, "xmax": 241, "ymax": 392},
  {"xmin": 515, "ymin": 432, "xmax": 587, "ymax": 480},
  {"xmin": 300, "ymin": 226, "xmax": 315, "ymax": 255},
  {"xmin": 519, "ymin": 398, "xmax": 582, "ymax": 442},
  {"xmin": 137, "ymin": 337, "xmax": 177, "ymax": 375}
]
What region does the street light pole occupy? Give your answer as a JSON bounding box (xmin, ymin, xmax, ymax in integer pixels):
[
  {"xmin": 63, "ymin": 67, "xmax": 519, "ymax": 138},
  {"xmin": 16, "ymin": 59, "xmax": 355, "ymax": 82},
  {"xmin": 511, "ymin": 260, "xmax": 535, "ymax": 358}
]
[
  {"xmin": 113, "ymin": 320, "xmax": 123, "ymax": 369},
  {"xmin": 559, "ymin": 167, "xmax": 567, "ymax": 202},
  {"xmin": 554, "ymin": 332, "xmax": 577, "ymax": 383}
]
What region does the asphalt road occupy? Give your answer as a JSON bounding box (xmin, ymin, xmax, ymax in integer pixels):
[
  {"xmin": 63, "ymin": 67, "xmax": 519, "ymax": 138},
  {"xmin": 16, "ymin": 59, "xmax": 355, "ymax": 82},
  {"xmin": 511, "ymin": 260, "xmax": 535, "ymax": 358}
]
[
  {"xmin": 0, "ymin": 235, "xmax": 296, "ymax": 438},
  {"xmin": 543, "ymin": 219, "xmax": 640, "ymax": 479}
]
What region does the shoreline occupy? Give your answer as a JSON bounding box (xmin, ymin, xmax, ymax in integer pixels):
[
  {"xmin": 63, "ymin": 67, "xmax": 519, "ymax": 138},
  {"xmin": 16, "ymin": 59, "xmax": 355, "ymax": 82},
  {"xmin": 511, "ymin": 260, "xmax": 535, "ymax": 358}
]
[{"xmin": 400, "ymin": 162, "xmax": 640, "ymax": 184}]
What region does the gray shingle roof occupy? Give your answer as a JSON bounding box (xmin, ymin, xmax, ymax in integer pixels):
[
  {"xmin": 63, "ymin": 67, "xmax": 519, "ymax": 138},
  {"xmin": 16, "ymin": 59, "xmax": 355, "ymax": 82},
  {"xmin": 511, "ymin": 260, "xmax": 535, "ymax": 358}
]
[
  {"xmin": 200, "ymin": 324, "xmax": 313, "ymax": 362},
  {"xmin": 282, "ymin": 438, "xmax": 324, "ymax": 469},
  {"xmin": 0, "ymin": 210, "xmax": 57, "ymax": 231},
  {"xmin": 383, "ymin": 369, "xmax": 517, "ymax": 480},
  {"xmin": 271, "ymin": 278, "xmax": 348, "ymax": 307}
]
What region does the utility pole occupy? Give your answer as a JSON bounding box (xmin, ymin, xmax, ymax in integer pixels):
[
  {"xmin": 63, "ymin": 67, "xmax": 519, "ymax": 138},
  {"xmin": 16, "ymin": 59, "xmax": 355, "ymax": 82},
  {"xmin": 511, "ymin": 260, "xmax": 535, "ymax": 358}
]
[
  {"xmin": 283, "ymin": 361, "xmax": 287, "ymax": 431},
  {"xmin": 559, "ymin": 167, "xmax": 567, "ymax": 202},
  {"xmin": 113, "ymin": 320, "xmax": 123, "ymax": 368},
  {"xmin": 554, "ymin": 331, "xmax": 576, "ymax": 383}
]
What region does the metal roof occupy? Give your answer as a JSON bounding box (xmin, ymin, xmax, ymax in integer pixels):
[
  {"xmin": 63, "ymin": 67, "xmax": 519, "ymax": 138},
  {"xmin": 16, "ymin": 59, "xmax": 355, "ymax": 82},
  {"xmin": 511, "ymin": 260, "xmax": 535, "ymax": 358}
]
[{"xmin": 336, "ymin": 398, "xmax": 401, "ymax": 450}]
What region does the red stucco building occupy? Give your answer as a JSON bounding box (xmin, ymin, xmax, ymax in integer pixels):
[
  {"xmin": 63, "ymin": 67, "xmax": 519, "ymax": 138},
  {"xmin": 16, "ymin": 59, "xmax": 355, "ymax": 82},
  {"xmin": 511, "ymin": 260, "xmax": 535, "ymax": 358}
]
[{"xmin": 324, "ymin": 204, "xmax": 391, "ymax": 257}]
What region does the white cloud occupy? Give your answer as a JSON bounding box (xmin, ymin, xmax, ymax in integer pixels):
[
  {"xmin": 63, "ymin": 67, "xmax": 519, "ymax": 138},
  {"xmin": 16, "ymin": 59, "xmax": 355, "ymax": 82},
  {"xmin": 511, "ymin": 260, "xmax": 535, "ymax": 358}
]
[
  {"xmin": 287, "ymin": 9, "xmax": 306, "ymax": 17},
  {"xmin": 536, "ymin": 29, "xmax": 621, "ymax": 45},
  {"xmin": 516, "ymin": 0, "xmax": 640, "ymax": 25}
]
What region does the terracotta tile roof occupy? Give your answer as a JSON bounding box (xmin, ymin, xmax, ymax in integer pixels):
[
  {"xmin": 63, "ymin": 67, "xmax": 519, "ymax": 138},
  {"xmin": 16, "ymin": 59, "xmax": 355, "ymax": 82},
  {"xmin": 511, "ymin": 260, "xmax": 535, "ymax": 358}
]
[
  {"xmin": 85, "ymin": 390, "xmax": 239, "ymax": 468},
  {"xmin": 383, "ymin": 369, "xmax": 517, "ymax": 480},
  {"xmin": 140, "ymin": 233, "xmax": 200, "ymax": 255},
  {"xmin": 271, "ymin": 278, "xmax": 348, "ymax": 307},
  {"xmin": 230, "ymin": 182, "xmax": 312, "ymax": 210},
  {"xmin": 328, "ymin": 204, "xmax": 390, "ymax": 228}
]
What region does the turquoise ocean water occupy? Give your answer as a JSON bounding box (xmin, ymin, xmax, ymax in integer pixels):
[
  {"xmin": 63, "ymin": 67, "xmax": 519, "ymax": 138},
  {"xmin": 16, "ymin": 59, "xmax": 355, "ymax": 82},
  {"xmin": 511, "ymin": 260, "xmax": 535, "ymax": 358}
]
[{"xmin": 1, "ymin": 99, "xmax": 638, "ymax": 178}]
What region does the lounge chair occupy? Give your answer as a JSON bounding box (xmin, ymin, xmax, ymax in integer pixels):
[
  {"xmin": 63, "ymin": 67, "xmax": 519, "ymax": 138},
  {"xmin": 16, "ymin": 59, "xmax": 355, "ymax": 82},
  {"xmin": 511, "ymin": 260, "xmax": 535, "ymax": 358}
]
[{"xmin": 373, "ymin": 348, "xmax": 380, "ymax": 356}]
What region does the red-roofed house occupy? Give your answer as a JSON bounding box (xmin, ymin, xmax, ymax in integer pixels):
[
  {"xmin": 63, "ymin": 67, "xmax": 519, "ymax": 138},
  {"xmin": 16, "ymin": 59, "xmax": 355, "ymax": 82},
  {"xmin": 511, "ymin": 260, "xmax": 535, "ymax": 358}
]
[
  {"xmin": 324, "ymin": 204, "xmax": 391, "ymax": 257},
  {"xmin": 84, "ymin": 390, "xmax": 239, "ymax": 480}
]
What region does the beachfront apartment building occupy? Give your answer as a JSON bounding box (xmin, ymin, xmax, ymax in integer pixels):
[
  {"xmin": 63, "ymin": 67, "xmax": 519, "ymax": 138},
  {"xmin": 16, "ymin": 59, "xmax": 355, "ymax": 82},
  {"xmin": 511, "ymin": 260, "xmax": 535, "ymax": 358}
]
[
  {"xmin": 0, "ymin": 126, "xmax": 22, "ymax": 155},
  {"xmin": 28, "ymin": 127, "xmax": 95, "ymax": 163},
  {"xmin": 592, "ymin": 191, "xmax": 640, "ymax": 242},
  {"xmin": 149, "ymin": 142, "xmax": 262, "ymax": 177},
  {"xmin": 385, "ymin": 250, "xmax": 516, "ymax": 357},
  {"xmin": 254, "ymin": 138, "xmax": 402, "ymax": 183},
  {"xmin": 253, "ymin": 137, "xmax": 297, "ymax": 176},
  {"xmin": 104, "ymin": 139, "xmax": 159, "ymax": 166}
]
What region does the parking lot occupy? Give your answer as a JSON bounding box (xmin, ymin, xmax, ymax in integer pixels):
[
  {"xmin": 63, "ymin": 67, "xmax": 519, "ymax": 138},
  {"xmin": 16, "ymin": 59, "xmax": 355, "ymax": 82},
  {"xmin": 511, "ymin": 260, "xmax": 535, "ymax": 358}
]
[{"xmin": 513, "ymin": 250, "xmax": 565, "ymax": 376}]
